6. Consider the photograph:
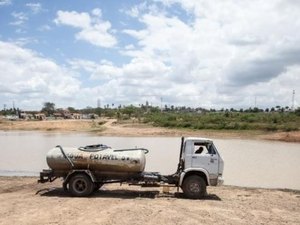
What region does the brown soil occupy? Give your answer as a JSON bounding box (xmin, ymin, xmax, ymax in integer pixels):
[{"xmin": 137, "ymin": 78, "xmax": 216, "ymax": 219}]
[
  {"xmin": 0, "ymin": 177, "xmax": 299, "ymax": 225},
  {"xmin": 0, "ymin": 118, "xmax": 300, "ymax": 142}
]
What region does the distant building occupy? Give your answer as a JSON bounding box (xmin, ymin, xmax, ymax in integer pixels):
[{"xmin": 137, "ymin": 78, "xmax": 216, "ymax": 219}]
[
  {"xmin": 71, "ymin": 113, "xmax": 82, "ymax": 119},
  {"xmin": 56, "ymin": 108, "xmax": 73, "ymax": 119},
  {"xmin": 5, "ymin": 115, "xmax": 19, "ymax": 121},
  {"xmin": 82, "ymin": 113, "xmax": 98, "ymax": 119},
  {"xmin": 34, "ymin": 113, "xmax": 46, "ymax": 120},
  {"xmin": 53, "ymin": 112, "xmax": 63, "ymax": 120}
]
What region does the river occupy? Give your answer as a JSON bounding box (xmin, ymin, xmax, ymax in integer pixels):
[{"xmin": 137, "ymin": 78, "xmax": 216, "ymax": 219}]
[{"xmin": 0, "ymin": 131, "xmax": 299, "ymax": 190}]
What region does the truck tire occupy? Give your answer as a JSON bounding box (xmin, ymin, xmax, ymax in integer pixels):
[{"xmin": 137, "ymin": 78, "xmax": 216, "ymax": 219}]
[
  {"xmin": 69, "ymin": 174, "xmax": 94, "ymax": 197},
  {"xmin": 63, "ymin": 182, "xmax": 69, "ymax": 192},
  {"xmin": 182, "ymin": 175, "xmax": 206, "ymax": 199}
]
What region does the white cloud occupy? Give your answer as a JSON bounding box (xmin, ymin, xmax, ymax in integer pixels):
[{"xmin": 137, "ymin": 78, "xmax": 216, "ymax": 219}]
[
  {"xmin": 0, "ymin": 41, "xmax": 81, "ymax": 110},
  {"xmin": 0, "ymin": 0, "xmax": 11, "ymax": 6},
  {"xmin": 54, "ymin": 9, "xmax": 117, "ymax": 48},
  {"xmin": 54, "ymin": 10, "xmax": 91, "ymax": 29},
  {"xmin": 122, "ymin": 2, "xmax": 148, "ymax": 18},
  {"xmin": 75, "ymin": 22, "xmax": 116, "ymax": 48},
  {"xmin": 91, "ymin": 8, "xmax": 102, "ymax": 17},
  {"xmin": 68, "ymin": 58, "xmax": 97, "ymax": 73},
  {"xmin": 10, "ymin": 12, "xmax": 28, "ymax": 26},
  {"xmin": 118, "ymin": 0, "xmax": 300, "ymax": 108},
  {"xmin": 63, "ymin": 0, "xmax": 300, "ymax": 109},
  {"xmin": 67, "ymin": 55, "xmax": 173, "ymax": 106},
  {"xmin": 2, "ymin": 1, "xmax": 300, "ymax": 110},
  {"xmin": 10, "ymin": 37, "xmax": 39, "ymax": 46},
  {"xmin": 26, "ymin": 3, "xmax": 42, "ymax": 14},
  {"xmin": 38, "ymin": 24, "xmax": 51, "ymax": 31}
]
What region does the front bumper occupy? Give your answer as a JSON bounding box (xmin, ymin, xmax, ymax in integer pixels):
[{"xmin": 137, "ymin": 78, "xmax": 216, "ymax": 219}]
[
  {"xmin": 217, "ymin": 176, "xmax": 224, "ymax": 186},
  {"xmin": 209, "ymin": 176, "xmax": 224, "ymax": 186}
]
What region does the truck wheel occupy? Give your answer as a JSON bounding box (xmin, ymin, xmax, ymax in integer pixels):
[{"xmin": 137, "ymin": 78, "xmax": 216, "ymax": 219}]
[
  {"xmin": 182, "ymin": 175, "xmax": 206, "ymax": 199},
  {"xmin": 63, "ymin": 182, "xmax": 69, "ymax": 192},
  {"xmin": 69, "ymin": 174, "xmax": 94, "ymax": 197}
]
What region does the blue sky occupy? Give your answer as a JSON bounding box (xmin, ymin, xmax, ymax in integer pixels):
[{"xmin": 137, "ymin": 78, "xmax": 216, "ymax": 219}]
[{"xmin": 0, "ymin": 0, "xmax": 299, "ymax": 110}]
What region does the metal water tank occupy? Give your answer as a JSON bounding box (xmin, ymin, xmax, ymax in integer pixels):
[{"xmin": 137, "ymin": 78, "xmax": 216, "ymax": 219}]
[{"xmin": 46, "ymin": 144, "xmax": 147, "ymax": 173}]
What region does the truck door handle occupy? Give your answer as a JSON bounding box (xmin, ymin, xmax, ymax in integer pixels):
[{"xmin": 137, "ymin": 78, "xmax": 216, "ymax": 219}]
[{"xmin": 192, "ymin": 156, "xmax": 197, "ymax": 159}]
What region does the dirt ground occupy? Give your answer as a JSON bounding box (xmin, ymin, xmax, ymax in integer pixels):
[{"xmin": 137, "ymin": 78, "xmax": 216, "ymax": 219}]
[
  {"xmin": 0, "ymin": 177, "xmax": 299, "ymax": 225},
  {"xmin": 1, "ymin": 118, "xmax": 300, "ymax": 142}
]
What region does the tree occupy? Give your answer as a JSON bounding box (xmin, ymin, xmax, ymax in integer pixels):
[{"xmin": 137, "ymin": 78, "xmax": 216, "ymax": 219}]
[
  {"xmin": 122, "ymin": 105, "xmax": 136, "ymax": 117},
  {"xmin": 275, "ymin": 105, "xmax": 281, "ymax": 111},
  {"xmin": 41, "ymin": 102, "xmax": 55, "ymax": 116},
  {"xmin": 295, "ymin": 107, "xmax": 300, "ymax": 116},
  {"xmin": 67, "ymin": 107, "xmax": 77, "ymax": 113}
]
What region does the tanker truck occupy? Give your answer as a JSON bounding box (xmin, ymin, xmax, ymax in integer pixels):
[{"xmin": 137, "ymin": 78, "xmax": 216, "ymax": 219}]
[{"xmin": 38, "ymin": 137, "xmax": 224, "ymax": 199}]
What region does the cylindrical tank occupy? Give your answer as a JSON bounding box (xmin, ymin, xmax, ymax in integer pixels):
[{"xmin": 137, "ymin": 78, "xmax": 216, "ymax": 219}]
[{"xmin": 46, "ymin": 145, "xmax": 147, "ymax": 173}]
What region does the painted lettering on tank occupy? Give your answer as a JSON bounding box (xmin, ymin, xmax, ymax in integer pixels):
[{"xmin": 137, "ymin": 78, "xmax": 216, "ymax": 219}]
[
  {"xmin": 67, "ymin": 153, "xmax": 83, "ymax": 160},
  {"xmin": 65, "ymin": 152, "xmax": 140, "ymax": 164},
  {"xmin": 89, "ymin": 154, "xmax": 121, "ymax": 161}
]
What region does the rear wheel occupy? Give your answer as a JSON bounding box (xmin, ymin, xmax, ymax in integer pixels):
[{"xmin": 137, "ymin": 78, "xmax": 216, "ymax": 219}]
[
  {"xmin": 63, "ymin": 182, "xmax": 69, "ymax": 192},
  {"xmin": 182, "ymin": 175, "xmax": 206, "ymax": 199},
  {"xmin": 69, "ymin": 174, "xmax": 94, "ymax": 197}
]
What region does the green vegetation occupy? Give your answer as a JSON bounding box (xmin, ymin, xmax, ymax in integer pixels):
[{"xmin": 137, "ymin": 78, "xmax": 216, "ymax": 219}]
[
  {"xmin": 41, "ymin": 102, "xmax": 55, "ymax": 116},
  {"xmin": 143, "ymin": 111, "xmax": 300, "ymax": 132},
  {"xmin": 79, "ymin": 105, "xmax": 300, "ymax": 132},
  {"xmin": 1, "ymin": 102, "xmax": 300, "ymax": 132}
]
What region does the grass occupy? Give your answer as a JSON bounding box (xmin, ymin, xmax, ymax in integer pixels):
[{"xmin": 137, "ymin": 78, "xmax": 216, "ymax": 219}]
[{"xmin": 143, "ymin": 112, "xmax": 300, "ymax": 132}]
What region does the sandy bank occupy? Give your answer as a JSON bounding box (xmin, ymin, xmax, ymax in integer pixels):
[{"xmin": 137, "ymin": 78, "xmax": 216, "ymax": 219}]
[
  {"xmin": 0, "ymin": 177, "xmax": 299, "ymax": 225},
  {"xmin": 0, "ymin": 119, "xmax": 300, "ymax": 142}
]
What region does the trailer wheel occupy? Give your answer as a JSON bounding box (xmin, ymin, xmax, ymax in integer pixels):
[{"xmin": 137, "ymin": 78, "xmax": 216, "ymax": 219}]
[
  {"xmin": 182, "ymin": 175, "xmax": 206, "ymax": 199},
  {"xmin": 69, "ymin": 174, "xmax": 94, "ymax": 197}
]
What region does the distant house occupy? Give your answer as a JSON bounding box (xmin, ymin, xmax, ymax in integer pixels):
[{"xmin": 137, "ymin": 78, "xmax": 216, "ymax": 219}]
[
  {"xmin": 20, "ymin": 112, "xmax": 35, "ymax": 120},
  {"xmin": 26, "ymin": 114, "xmax": 35, "ymax": 120},
  {"xmin": 53, "ymin": 112, "xmax": 63, "ymax": 120},
  {"xmin": 82, "ymin": 113, "xmax": 99, "ymax": 119},
  {"xmin": 82, "ymin": 114, "xmax": 90, "ymax": 119},
  {"xmin": 71, "ymin": 113, "xmax": 82, "ymax": 119},
  {"xmin": 34, "ymin": 113, "xmax": 46, "ymax": 120},
  {"xmin": 5, "ymin": 115, "xmax": 19, "ymax": 121},
  {"xmin": 56, "ymin": 108, "xmax": 73, "ymax": 119},
  {"xmin": 62, "ymin": 109, "xmax": 72, "ymax": 119},
  {"xmin": 19, "ymin": 111, "xmax": 27, "ymax": 119}
]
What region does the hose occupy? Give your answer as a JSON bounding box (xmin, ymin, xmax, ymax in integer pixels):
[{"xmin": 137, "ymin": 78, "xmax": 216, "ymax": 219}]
[
  {"xmin": 56, "ymin": 145, "xmax": 74, "ymax": 168},
  {"xmin": 113, "ymin": 148, "xmax": 149, "ymax": 154}
]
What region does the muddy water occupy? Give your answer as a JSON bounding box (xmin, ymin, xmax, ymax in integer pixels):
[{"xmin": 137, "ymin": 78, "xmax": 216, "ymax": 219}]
[{"xmin": 0, "ymin": 131, "xmax": 299, "ymax": 190}]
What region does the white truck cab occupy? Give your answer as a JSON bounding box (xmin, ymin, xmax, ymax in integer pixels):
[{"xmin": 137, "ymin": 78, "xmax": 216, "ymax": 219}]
[{"xmin": 176, "ymin": 137, "xmax": 224, "ymax": 198}]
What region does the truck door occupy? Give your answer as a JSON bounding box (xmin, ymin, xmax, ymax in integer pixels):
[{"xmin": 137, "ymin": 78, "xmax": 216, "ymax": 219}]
[{"xmin": 192, "ymin": 142, "xmax": 219, "ymax": 176}]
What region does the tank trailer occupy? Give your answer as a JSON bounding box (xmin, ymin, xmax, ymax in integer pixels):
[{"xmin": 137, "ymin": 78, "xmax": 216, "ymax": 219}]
[{"xmin": 39, "ymin": 137, "xmax": 224, "ymax": 199}]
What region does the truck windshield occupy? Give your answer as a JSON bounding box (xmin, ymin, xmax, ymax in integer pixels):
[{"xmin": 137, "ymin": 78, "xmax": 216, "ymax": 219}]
[{"xmin": 207, "ymin": 144, "xmax": 216, "ymax": 154}]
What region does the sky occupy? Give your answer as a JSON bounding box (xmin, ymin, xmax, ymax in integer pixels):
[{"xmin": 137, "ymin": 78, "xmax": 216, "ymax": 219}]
[{"xmin": 0, "ymin": 0, "xmax": 299, "ymax": 111}]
